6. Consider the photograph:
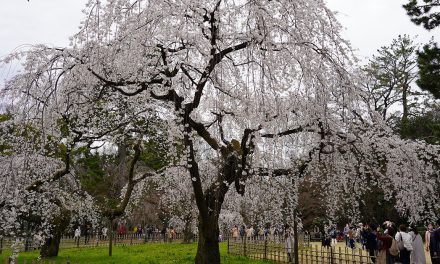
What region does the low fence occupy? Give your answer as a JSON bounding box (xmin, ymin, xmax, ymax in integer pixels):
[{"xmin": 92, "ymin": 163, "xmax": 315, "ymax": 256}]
[
  {"xmin": 228, "ymin": 237, "xmax": 376, "ymax": 264},
  {"xmin": 0, "ymin": 232, "xmax": 194, "ymax": 254}
]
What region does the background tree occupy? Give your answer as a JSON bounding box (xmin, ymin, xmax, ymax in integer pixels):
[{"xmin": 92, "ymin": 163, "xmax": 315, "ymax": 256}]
[
  {"xmin": 403, "ymin": 0, "xmax": 440, "ymax": 30},
  {"xmin": 403, "ymin": 104, "xmax": 440, "ymax": 144},
  {"xmin": 416, "ymin": 42, "xmax": 440, "ymax": 99},
  {"xmin": 0, "ymin": 110, "xmax": 100, "ymax": 259},
  {"xmin": 362, "ymin": 35, "xmax": 418, "ymax": 132},
  {"xmin": 403, "ymin": 1, "xmax": 440, "ymax": 99}
]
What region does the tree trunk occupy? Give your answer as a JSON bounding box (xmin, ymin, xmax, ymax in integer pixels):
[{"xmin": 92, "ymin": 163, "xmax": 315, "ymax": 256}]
[
  {"xmin": 401, "ymin": 83, "xmax": 409, "ymax": 137},
  {"xmin": 195, "ymin": 215, "xmax": 220, "ymax": 264},
  {"xmin": 40, "ymin": 236, "xmax": 60, "ymax": 258},
  {"xmin": 108, "ymin": 219, "xmax": 114, "ymax": 257},
  {"xmin": 293, "ymin": 210, "xmax": 299, "ymax": 264},
  {"xmin": 40, "ymin": 210, "xmax": 70, "ymax": 258},
  {"xmin": 183, "ymin": 216, "xmax": 194, "ymax": 243}
]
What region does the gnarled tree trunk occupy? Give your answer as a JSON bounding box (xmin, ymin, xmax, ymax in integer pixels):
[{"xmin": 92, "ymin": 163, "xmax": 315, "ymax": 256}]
[
  {"xmin": 40, "ymin": 209, "xmax": 71, "ymax": 258},
  {"xmin": 195, "ymin": 213, "xmax": 221, "ymax": 264},
  {"xmin": 183, "ymin": 215, "xmax": 194, "ymax": 243}
]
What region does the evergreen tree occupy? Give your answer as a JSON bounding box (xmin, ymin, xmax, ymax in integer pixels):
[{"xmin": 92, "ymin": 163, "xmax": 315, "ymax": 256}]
[
  {"xmin": 363, "ymin": 35, "xmax": 418, "ymax": 132},
  {"xmin": 403, "ymin": 0, "xmax": 440, "ymax": 30},
  {"xmin": 403, "ymin": 1, "xmax": 440, "ymax": 100},
  {"xmin": 416, "ymin": 42, "xmax": 440, "ymax": 99}
]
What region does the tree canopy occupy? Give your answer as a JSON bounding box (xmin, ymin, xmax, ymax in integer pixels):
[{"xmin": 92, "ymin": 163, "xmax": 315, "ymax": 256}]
[
  {"xmin": 416, "ymin": 42, "xmax": 440, "ymax": 99},
  {"xmin": 403, "ymin": 0, "xmax": 440, "ymax": 30}
]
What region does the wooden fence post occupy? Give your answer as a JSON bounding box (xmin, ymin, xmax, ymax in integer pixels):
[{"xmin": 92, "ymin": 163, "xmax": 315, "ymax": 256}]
[
  {"xmin": 264, "ymin": 238, "xmax": 267, "ymax": 260},
  {"xmin": 330, "ymin": 246, "xmax": 334, "ymax": 264},
  {"xmin": 244, "ymin": 237, "xmax": 247, "ymax": 257},
  {"xmin": 338, "ymin": 247, "xmax": 342, "ymax": 264}
]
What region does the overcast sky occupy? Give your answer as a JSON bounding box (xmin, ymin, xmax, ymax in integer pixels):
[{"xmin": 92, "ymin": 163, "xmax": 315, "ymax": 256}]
[{"xmin": 0, "ymin": 0, "xmax": 438, "ymax": 63}]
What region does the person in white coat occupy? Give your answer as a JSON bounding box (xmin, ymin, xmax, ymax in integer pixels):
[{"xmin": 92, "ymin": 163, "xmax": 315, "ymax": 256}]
[
  {"xmin": 396, "ymin": 225, "xmax": 413, "ymax": 264},
  {"xmin": 285, "ymin": 230, "xmax": 293, "ymax": 263},
  {"xmin": 409, "ymin": 226, "xmax": 426, "ymax": 264},
  {"xmin": 74, "ymin": 226, "xmax": 81, "ymax": 245}
]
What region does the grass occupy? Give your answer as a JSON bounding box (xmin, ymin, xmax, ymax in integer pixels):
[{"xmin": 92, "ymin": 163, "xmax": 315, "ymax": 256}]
[{"xmin": 0, "ymin": 242, "xmax": 276, "ymax": 264}]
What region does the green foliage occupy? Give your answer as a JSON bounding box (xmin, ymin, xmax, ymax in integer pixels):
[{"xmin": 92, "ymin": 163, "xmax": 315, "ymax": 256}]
[
  {"xmin": 403, "ymin": 1, "xmax": 440, "ymax": 100},
  {"xmin": 0, "ymin": 114, "xmax": 12, "ymax": 155},
  {"xmin": 74, "ymin": 115, "xmax": 172, "ymax": 211},
  {"xmin": 399, "ymin": 107, "xmax": 440, "ymax": 144},
  {"xmin": 358, "ymin": 188, "xmax": 405, "ymax": 226},
  {"xmin": 76, "ymin": 152, "xmax": 108, "ymax": 193},
  {"xmin": 0, "ymin": 114, "xmax": 11, "ymax": 123},
  {"xmin": 140, "ymin": 133, "xmax": 170, "ymax": 171},
  {"xmin": 403, "ymin": 0, "xmax": 440, "ymax": 30},
  {"xmin": 416, "ymin": 42, "xmax": 440, "ymax": 99},
  {"xmin": 0, "ymin": 243, "xmax": 274, "ymax": 264}
]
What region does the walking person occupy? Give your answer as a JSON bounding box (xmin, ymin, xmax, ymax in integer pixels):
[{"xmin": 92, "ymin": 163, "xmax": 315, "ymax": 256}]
[
  {"xmin": 168, "ymin": 226, "xmax": 175, "ymax": 243},
  {"xmin": 285, "ymin": 231, "xmax": 293, "ymax": 263},
  {"xmin": 239, "ymin": 225, "xmax": 245, "ymax": 240},
  {"xmin": 102, "ymin": 226, "xmax": 108, "ymax": 240},
  {"xmin": 74, "ymin": 226, "xmax": 81, "ymax": 246},
  {"xmin": 425, "ymin": 224, "xmax": 434, "ymax": 261},
  {"xmin": 264, "ymin": 225, "xmax": 270, "ymax": 240},
  {"xmin": 363, "ymin": 225, "xmax": 378, "ymax": 263},
  {"xmin": 84, "ymin": 224, "xmax": 91, "ymax": 245},
  {"xmin": 246, "ymin": 226, "xmax": 254, "ymax": 240},
  {"xmin": 431, "ymin": 219, "xmax": 440, "ymax": 264},
  {"xmin": 396, "ymin": 224, "xmax": 413, "ymax": 264},
  {"xmin": 348, "ymin": 227, "xmax": 356, "ymax": 249},
  {"xmin": 117, "ymin": 223, "xmax": 126, "ymax": 241},
  {"xmin": 377, "ymin": 227, "xmax": 396, "ymax": 264},
  {"xmin": 409, "ymin": 226, "xmax": 426, "ymax": 264},
  {"xmin": 258, "ymin": 227, "xmax": 264, "ymax": 240},
  {"xmin": 161, "ymin": 226, "xmax": 166, "ymax": 242},
  {"xmin": 270, "ymin": 226, "xmax": 275, "ymax": 241},
  {"xmin": 344, "ymin": 223, "xmax": 350, "ymax": 247},
  {"xmin": 232, "ymin": 225, "xmax": 239, "ymax": 241},
  {"xmin": 330, "ymin": 226, "xmax": 338, "ymax": 247}
]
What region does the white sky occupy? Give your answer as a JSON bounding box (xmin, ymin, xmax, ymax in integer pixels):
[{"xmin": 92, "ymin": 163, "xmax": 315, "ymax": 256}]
[{"xmin": 0, "ymin": 0, "xmax": 438, "ymax": 63}]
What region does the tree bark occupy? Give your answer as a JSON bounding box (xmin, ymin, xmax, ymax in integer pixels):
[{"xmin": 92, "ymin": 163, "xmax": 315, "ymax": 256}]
[
  {"xmin": 108, "ymin": 219, "xmax": 114, "ymax": 257},
  {"xmin": 40, "ymin": 210, "xmax": 71, "ymax": 258},
  {"xmin": 401, "ymin": 83, "xmax": 409, "ymax": 137},
  {"xmin": 183, "ymin": 215, "xmax": 194, "ymax": 243},
  {"xmin": 293, "ymin": 210, "xmax": 299, "ymax": 264},
  {"xmin": 195, "ymin": 214, "xmax": 221, "ymax": 264}
]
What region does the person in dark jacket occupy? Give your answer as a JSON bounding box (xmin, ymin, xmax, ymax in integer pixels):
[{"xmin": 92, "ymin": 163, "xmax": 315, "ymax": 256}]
[
  {"xmin": 431, "ymin": 219, "xmax": 440, "ymax": 264},
  {"xmin": 362, "ymin": 225, "xmax": 377, "ymax": 263}
]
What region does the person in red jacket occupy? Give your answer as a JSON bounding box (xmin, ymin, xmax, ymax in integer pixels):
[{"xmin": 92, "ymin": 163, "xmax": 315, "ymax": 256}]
[{"xmin": 377, "ymin": 227, "xmax": 396, "ymax": 264}]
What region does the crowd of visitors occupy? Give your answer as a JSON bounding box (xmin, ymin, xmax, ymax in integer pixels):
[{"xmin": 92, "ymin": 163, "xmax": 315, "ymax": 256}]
[
  {"xmin": 231, "ymin": 224, "xmax": 296, "ymax": 262},
  {"xmin": 231, "ymin": 224, "xmax": 292, "ymax": 242},
  {"xmin": 323, "ymin": 219, "xmax": 440, "ymax": 264},
  {"xmin": 229, "ymin": 219, "xmax": 440, "ymax": 264},
  {"xmin": 70, "ymin": 222, "xmax": 181, "ymax": 244}
]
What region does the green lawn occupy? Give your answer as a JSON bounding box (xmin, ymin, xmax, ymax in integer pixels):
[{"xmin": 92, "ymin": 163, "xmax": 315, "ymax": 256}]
[{"xmin": 0, "ymin": 242, "xmax": 276, "ymax": 264}]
